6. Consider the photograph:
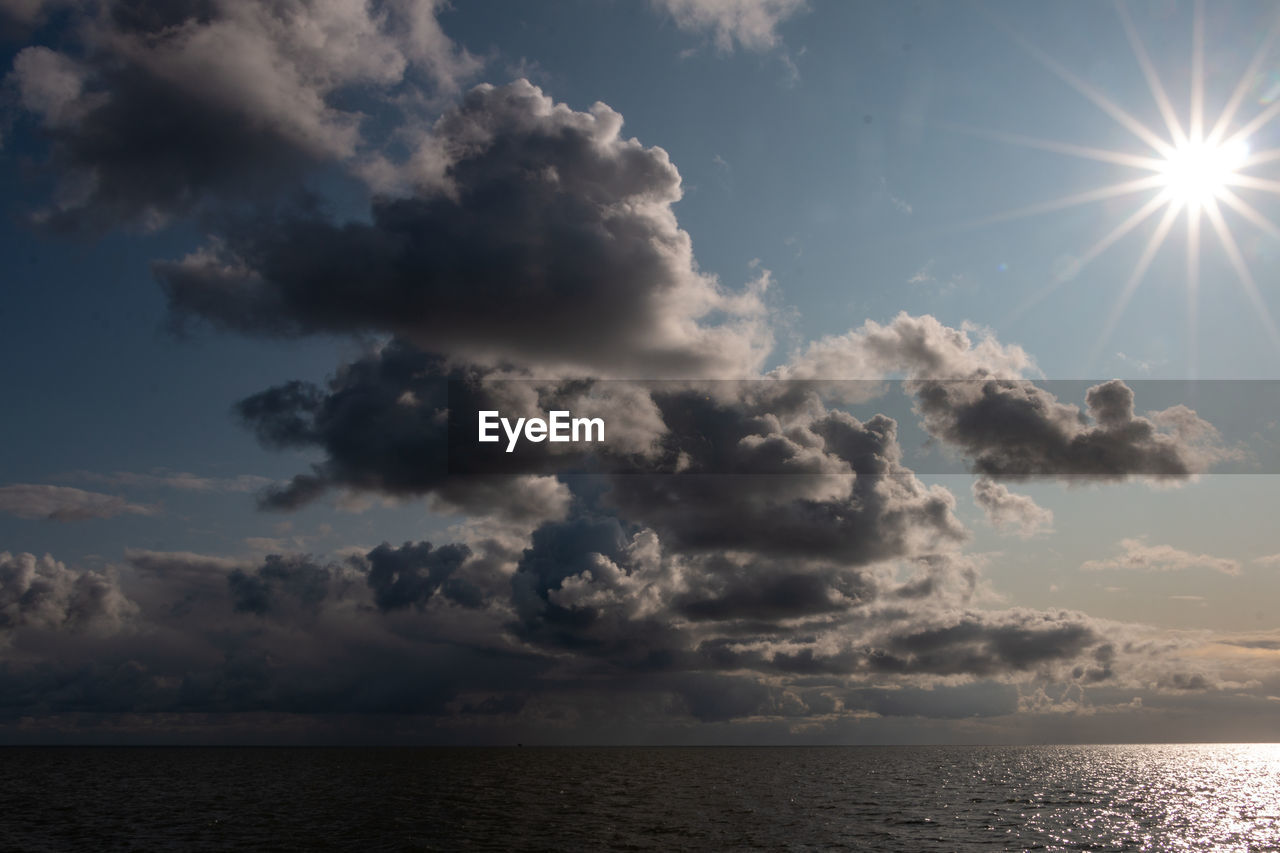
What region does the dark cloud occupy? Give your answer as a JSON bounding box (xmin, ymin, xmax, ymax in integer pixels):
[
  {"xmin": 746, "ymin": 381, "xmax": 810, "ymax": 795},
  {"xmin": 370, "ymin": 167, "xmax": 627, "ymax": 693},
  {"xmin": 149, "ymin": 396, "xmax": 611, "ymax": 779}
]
[
  {"xmin": 603, "ymin": 387, "xmax": 966, "ymax": 564},
  {"xmin": 0, "ymin": 0, "xmax": 1259, "ymax": 747},
  {"xmin": 1072, "ymin": 643, "xmax": 1115, "ymax": 684},
  {"xmin": 912, "ymin": 379, "xmax": 1226, "ymax": 480},
  {"xmin": 158, "ymin": 79, "xmax": 771, "ymax": 376},
  {"xmin": 511, "ymin": 514, "xmax": 633, "ymax": 649},
  {"xmin": 233, "ymin": 339, "xmax": 571, "ymax": 520},
  {"xmin": 362, "ymin": 540, "xmax": 474, "ymax": 611},
  {"xmin": 672, "ymin": 555, "xmax": 870, "ymax": 622},
  {"xmin": 865, "ymin": 611, "xmax": 1098, "ymax": 677},
  {"xmin": 0, "ymin": 540, "xmax": 1261, "ymax": 738},
  {"xmin": 227, "ymin": 554, "xmax": 336, "ymax": 615},
  {"xmin": 4, "ymin": 0, "xmax": 479, "ymax": 227}
]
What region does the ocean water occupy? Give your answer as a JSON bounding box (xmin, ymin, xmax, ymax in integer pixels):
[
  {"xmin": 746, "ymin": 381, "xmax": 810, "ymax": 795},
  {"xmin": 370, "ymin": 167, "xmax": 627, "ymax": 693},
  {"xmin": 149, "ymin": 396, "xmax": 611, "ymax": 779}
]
[{"xmin": 1, "ymin": 744, "xmax": 1279, "ymax": 851}]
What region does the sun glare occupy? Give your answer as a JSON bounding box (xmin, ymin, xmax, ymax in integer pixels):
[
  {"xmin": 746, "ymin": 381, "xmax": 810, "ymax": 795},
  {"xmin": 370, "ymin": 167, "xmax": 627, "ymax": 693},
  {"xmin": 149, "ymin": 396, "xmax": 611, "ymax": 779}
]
[
  {"xmin": 969, "ymin": 0, "xmax": 1280, "ymax": 373},
  {"xmin": 1159, "ymin": 138, "xmax": 1250, "ymax": 206}
]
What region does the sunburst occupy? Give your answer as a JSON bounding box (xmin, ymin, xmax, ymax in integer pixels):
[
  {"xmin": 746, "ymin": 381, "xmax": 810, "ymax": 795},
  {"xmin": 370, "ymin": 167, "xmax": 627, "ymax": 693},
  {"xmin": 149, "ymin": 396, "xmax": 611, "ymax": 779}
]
[{"xmin": 957, "ymin": 0, "xmax": 1280, "ymax": 375}]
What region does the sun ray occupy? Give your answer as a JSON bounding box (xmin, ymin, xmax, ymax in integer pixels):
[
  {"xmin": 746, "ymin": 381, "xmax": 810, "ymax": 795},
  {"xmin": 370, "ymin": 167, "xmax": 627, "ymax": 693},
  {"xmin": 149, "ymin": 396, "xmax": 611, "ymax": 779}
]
[
  {"xmin": 1090, "ymin": 201, "xmax": 1182, "ymax": 368},
  {"xmin": 938, "ymin": 121, "xmax": 1165, "ymax": 170},
  {"xmin": 1190, "ymin": 0, "xmax": 1205, "ymax": 142},
  {"xmin": 1005, "ymin": 190, "xmax": 1170, "ymax": 326},
  {"xmin": 1223, "ymin": 173, "xmax": 1280, "ymax": 195},
  {"xmin": 957, "ymin": 175, "xmax": 1166, "ymax": 231},
  {"xmin": 1115, "ymin": 0, "xmax": 1187, "ymax": 146},
  {"xmin": 1241, "ymin": 147, "xmax": 1280, "ymax": 169},
  {"xmin": 1070, "ymin": 191, "xmax": 1172, "ymax": 273},
  {"xmin": 1186, "ymin": 203, "xmax": 1201, "ymax": 378},
  {"xmin": 987, "ymin": 10, "xmax": 1175, "ymax": 158},
  {"xmin": 982, "ymin": 4, "xmax": 1280, "ymax": 368},
  {"xmin": 1214, "ymin": 187, "xmax": 1280, "ymax": 242},
  {"xmin": 1203, "ymin": 197, "xmax": 1280, "ymax": 351},
  {"xmin": 1223, "ymin": 99, "xmax": 1280, "ymax": 151},
  {"xmin": 1206, "ymin": 10, "xmax": 1280, "ymax": 147}
]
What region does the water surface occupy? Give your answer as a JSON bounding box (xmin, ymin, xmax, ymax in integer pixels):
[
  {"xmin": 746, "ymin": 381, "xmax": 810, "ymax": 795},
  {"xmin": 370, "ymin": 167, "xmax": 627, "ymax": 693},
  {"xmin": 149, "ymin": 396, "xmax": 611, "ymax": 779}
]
[{"xmin": 2, "ymin": 744, "xmax": 1278, "ymax": 851}]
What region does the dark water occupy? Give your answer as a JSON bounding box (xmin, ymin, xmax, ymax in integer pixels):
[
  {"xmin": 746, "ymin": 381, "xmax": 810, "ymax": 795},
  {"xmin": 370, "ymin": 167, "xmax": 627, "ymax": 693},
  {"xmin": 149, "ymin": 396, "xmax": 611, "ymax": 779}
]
[{"xmin": 2, "ymin": 744, "xmax": 1279, "ymax": 851}]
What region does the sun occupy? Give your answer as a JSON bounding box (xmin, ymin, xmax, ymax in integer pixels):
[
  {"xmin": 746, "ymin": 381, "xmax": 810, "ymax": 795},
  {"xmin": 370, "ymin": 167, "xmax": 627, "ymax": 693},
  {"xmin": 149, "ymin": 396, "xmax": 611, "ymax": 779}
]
[
  {"xmin": 1159, "ymin": 138, "xmax": 1250, "ymax": 208},
  {"xmin": 957, "ymin": 0, "xmax": 1280, "ymax": 374}
]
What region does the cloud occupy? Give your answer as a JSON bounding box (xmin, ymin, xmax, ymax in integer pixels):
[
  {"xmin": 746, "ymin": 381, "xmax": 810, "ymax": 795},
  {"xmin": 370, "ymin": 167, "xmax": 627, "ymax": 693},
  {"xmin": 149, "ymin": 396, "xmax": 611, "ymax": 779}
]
[
  {"xmin": 775, "ymin": 312, "xmax": 1036, "ymax": 381},
  {"xmin": 227, "ymin": 553, "xmax": 347, "ymax": 616},
  {"xmin": 1, "ymin": 4, "xmax": 1269, "ymax": 742},
  {"xmin": 971, "ymin": 478, "xmax": 1053, "ymax": 538},
  {"xmin": 1081, "ymin": 538, "xmax": 1241, "ymax": 576},
  {"xmin": 654, "ymin": 0, "xmax": 806, "ymax": 52},
  {"xmin": 911, "ymin": 379, "xmax": 1229, "ymax": 480},
  {"xmin": 231, "ymin": 339, "xmax": 572, "ymax": 518},
  {"xmin": 359, "ymin": 540, "xmax": 476, "ymax": 611},
  {"xmin": 0, "ymin": 529, "xmax": 1268, "ymax": 738},
  {"xmin": 159, "ymin": 79, "xmax": 771, "ymax": 377},
  {"xmin": 601, "ymin": 386, "xmax": 967, "ymax": 564},
  {"xmin": 773, "ymin": 314, "xmax": 1227, "ymax": 486},
  {"xmin": 0, "ymin": 0, "xmax": 75, "ymax": 29},
  {"xmin": 0, "ymin": 484, "xmax": 155, "ymax": 521},
  {"xmin": 0, "ymin": 0, "xmax": 46, "ymax": 26},
  {"xmin": 71, "ymin": 469, "xmax": 272, "ymax": 493},
  {"xmin": 5, "ymin": 0, "xmax": 480, "ymax": 227},
  {"xmin": 0, "ymin": 551, "xmax": 135, "ymax": 632},
  {"xmin": 907, "ymin": 262, "xmax": 934, "ymax": 286}
]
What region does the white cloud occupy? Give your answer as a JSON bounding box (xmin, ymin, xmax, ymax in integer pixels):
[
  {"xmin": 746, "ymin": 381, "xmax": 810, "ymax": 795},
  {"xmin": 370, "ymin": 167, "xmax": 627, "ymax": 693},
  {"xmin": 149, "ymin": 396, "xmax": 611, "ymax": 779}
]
[
  {"xmin": 1082, "ymin": 537, "xmax": 1240, "ymax": 576},
  {"xmin": 655, "ymin": 0, "xmax": 806, "ymax": 52},
  {"xmin": 971, "ymin": 478, "xmax": 1053, "ymax": 538}
]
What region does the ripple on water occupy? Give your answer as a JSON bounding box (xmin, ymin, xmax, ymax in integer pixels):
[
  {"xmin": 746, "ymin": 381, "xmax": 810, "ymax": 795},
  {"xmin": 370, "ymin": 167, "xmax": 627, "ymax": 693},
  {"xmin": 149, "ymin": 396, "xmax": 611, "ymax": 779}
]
[{"xmin": 1, "ymin": 744, "xmax": 1279, "ymax": 851}]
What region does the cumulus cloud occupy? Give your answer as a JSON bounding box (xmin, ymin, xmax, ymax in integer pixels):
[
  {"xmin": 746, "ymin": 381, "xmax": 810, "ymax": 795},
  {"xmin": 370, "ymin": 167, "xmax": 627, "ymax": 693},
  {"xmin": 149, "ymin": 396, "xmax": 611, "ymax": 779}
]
[
  {"xmin": 971, "ymin": 478, "xmax": 1053, "ymax": 538},
  {"xmin": 0, "ymin": 484, "xmax": 155, "ymax": 521},
  {"xmin": 0, "ymin": 551, "xmax": 135, "ymax": 632},
  {"xmin": 912, "ymin": 379, "xmax": 1228, "ymax": 480},
  {"xmin": 773, "ymin": 317, "xmax": 1228, "ymax": 483},
  {"xmin": 227, "ymin": 553, "xmax": 344, "ymax": 616},
  {"xmin": 359, "ymin": 540, "xmax": 475, "ymax": 611},
  {"xmin": 158, "ymin": 79, "xmax": 772, "ymax": 377},
  {"xmin": 0, "ymin": 527, "xmax": 1264, "ymax": 736},
  {"xmin": 776, "ymin": 312, "xmax": 1036, "ymax": 381},
  {"xmin": 4, "ymin": 0, "xmax": 480, "ymax": 226},
  {"xmin": 601, "ymin": 386, "xmax": 966, "ymax": 564},
  {"xmin": 230, "ymin": 339, "xmax": 572, "ymax": 518},
  {"xmin": 1081, "ymin": 538, "xmax": 1241, "ymax": 576},
  {"xmin": 654, "ymin": 0, "xmax": 806, "ymax": 52}
]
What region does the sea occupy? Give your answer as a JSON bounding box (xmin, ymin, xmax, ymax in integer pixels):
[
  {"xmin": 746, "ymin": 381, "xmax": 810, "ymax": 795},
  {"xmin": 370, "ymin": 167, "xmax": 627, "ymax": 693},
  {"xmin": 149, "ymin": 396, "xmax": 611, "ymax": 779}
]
[{"xmin": 1, "ymin": 744, "xmax": 1278, "ymax": 851}]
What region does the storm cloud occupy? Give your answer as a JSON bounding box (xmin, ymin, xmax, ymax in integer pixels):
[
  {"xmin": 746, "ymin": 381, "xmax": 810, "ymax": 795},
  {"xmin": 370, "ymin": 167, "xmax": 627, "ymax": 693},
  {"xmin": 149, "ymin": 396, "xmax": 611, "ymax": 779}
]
[
  {"xmin": 5, "ymin": 0, "xmax": 479, "ymax": 227},
  {"xmin": 912, "ymin": 379, "xmax": 1227, "ymax": 480},
  {"xmin": 157, "ymin": 79, "xmax": 771, "ymax": 377}
]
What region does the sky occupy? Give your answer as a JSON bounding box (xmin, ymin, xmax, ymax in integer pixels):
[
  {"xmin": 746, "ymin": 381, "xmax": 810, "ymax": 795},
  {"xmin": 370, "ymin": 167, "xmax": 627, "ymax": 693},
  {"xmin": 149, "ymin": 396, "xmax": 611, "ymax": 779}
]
[{"xmin": 3, "ymin": 0, "xmax": 1280, "ymax": 744}]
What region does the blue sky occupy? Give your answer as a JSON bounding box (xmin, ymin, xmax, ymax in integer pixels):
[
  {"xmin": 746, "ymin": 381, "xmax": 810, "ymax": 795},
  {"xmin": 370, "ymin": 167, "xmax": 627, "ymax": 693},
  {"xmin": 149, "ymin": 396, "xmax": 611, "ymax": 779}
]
[{"xmin": 3, "ymin": 0, "xmax": 1280, "ymax": 743}]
